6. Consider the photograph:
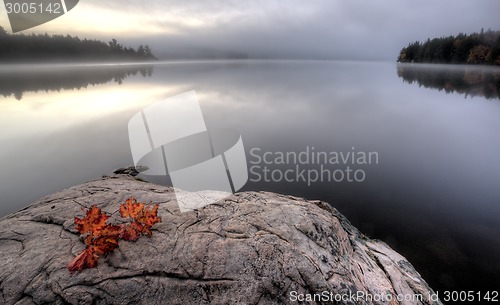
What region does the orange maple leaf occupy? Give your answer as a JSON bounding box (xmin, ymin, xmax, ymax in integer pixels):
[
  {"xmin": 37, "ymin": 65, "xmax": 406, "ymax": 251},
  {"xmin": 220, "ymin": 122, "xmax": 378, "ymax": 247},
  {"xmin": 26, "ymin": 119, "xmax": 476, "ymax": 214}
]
[
  {"xmin": 120, "ymin": 201, "xmax": 161, "ymax": 239},
  {"xmin": 92, "ymin": 237, "xmax": 120, "ymax": 256},
  {"xmin": 92, "ymin": 225, "xmax": 122, "ymax": 255},
  {"xmin": 119, "ymin": 197, "xmax": 145, "ymax": 219},
  {"xmin": 135, "ymin": 204, "xmax": 161, "ymax": 237},
  {"xmin": 74, "ymin": 205, "xmax": 109, "ymax": 237}
]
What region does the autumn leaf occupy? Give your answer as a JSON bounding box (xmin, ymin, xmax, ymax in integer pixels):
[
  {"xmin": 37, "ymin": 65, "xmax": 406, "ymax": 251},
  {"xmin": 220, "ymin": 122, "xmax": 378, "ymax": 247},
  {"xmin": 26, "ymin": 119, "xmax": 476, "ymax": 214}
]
[
  {"xmin": 67, "ymin": 247, "xmax": 99, "ymax": 272},
  {"xmin": 68, "ymin": 227, "xmax": 121, "ymax": 272},
  {"xmin": 121, "ymin": 202, "xmax": 161, "ymax": 239},
  {"xmin": 135, "ymin": 204, "xmax": 161, "ymax": 237},
  {"xmin": 91, "ymin": 225, "xmax": 122, "ymax": 255},
  {"xmin": 74, "ymin": 205, "xmax": 109, "ymax": 237},
  {"xmin": 68, "ymin": 199, "xmax": 161, "ymax": 273},
  {"xmin": 121, "ymin": 221, "xmax": 144, "ymax": 241},
  {"xmin": 119, "ymin": 197, "xmax": 144, "ymax": 219},
  {"xmin": 100, "ymin": 224, "xmax": 123, "ymax": 239},
  {"xmin": 92, "ymin": 236, "xmax": 120, "ymax": 256}
]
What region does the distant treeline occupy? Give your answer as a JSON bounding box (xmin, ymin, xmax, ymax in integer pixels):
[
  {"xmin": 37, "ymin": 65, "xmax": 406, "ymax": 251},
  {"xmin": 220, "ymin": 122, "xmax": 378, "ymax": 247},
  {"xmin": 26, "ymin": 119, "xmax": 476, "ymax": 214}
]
[
  {"xmin": 0, "ymin": 26, "xmax": 157, "ymax": 62},
  {"xmin": 397, "ymin": 29, "xmax": 500, "ymax": 65}
]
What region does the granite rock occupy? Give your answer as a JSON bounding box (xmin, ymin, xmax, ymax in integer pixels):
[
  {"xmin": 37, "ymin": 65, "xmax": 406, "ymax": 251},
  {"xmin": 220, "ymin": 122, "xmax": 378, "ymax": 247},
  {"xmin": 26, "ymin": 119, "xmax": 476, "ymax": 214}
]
[{"xmin": 0, "ymin": 174, "xmax": 442, "ymax": 305}]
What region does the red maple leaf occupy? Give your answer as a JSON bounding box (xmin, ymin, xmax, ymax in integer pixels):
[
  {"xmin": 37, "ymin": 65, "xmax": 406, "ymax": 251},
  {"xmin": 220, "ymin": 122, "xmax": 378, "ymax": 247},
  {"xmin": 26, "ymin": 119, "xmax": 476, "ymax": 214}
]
[
  {"xmin": 121, "ymin": 221, "xmax": 144, "ymax": 242},
  {"xmin": 67, "ymin": 247, "xmax": 99, "ymax": 272}
]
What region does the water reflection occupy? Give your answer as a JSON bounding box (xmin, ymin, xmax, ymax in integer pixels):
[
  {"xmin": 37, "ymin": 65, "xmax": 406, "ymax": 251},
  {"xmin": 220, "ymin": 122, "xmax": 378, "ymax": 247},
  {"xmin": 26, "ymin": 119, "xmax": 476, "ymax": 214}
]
[
  {"xmin": 397, "ymin": 63, "xmax": 500, "ymax": 100},
  {"xmin": 0, "ymin": 64, "xmax": 154, "ymax": 100},
  {"xmin": 0, "ymin": 61, "xmax": 499, "ymax": 296}
]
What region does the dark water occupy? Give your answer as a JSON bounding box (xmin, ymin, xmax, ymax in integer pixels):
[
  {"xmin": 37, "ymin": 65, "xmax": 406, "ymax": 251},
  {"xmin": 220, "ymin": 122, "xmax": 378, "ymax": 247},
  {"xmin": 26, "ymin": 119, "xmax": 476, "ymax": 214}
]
[{"xmin": 1, "ymin": 61, "xmax": 499, "ymax": 300}]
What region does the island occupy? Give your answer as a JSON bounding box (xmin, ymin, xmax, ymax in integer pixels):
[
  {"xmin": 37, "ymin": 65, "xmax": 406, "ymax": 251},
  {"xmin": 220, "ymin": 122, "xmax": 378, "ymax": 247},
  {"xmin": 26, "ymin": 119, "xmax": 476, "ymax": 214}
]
[
  {"xmin": 0, "ymin": 26, "xmax": 157, "ymax": 62},
  {"xmin": 397, "ymin": 29, "xmax": 500, "ymax": 65}
]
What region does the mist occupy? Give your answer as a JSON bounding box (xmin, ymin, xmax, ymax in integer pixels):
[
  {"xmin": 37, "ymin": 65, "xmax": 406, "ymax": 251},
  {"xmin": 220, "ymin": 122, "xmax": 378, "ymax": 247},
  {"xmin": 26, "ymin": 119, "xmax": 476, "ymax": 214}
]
[{"xmin": 114, "ymin": 0, "xmax": 500, "ymax": 61}]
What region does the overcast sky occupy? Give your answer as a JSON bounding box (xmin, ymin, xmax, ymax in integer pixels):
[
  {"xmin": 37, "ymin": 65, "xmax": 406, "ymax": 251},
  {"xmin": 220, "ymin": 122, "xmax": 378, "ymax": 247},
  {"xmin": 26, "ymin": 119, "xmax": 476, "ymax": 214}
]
[{"xmin": 1, "ymin": 0, "xmax": 499, "ymax": 60}]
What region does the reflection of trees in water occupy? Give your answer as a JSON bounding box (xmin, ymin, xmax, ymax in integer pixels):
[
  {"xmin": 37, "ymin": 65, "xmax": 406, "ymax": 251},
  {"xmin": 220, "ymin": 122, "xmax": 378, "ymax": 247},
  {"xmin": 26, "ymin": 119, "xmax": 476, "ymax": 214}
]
[
  {"xmin": 397, "ymin": 64, "xmax": 500, "ymax": 100},
  {"xmin": 0, "ymin": 65, "xmax": 154, "ymax": 100}
]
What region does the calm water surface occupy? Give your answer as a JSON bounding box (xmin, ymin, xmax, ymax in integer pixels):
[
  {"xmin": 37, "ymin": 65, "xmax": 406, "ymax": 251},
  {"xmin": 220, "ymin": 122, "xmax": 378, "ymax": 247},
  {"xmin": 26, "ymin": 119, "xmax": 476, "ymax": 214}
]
[{"xmin": 1, "ymin": 61, "xmax": 499, "ymax": 298}]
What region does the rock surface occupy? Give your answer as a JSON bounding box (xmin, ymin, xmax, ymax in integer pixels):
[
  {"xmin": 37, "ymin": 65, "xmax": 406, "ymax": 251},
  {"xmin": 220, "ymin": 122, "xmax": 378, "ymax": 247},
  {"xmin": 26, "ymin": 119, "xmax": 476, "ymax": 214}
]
[{"xmin": 0, "ymin": 174, "xmax": 442, "ymax": 305}]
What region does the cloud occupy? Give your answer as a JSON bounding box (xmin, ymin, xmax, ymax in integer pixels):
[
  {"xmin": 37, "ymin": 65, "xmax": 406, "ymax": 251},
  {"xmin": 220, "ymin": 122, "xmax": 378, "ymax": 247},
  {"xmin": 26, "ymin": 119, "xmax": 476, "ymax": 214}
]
[
  {"xmin": 1, "ymin": 0, "xmax": 499, "ymax": 60},
  {"xmin": 117, "ymin": 0, "xmax": 500, "ymax": 60}
]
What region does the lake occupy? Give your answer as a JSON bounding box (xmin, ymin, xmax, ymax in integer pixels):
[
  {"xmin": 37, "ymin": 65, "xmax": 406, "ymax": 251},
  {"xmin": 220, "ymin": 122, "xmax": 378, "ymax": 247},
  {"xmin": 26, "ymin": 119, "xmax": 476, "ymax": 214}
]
[{"xmin": 1, "ymin": 60, "xmax": 499, "ymax": 298}]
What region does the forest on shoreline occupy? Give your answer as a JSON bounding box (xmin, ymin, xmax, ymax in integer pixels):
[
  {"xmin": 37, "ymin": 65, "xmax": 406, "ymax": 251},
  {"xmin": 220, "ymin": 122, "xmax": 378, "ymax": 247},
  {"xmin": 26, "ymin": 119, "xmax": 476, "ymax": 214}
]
[
  {"xmin": 0, "ymin": 26, "xmax": 157, "ymax": 62},
  {"xmin": 397, "ymin": 29, "xmax": 500, "ymax": 65}
]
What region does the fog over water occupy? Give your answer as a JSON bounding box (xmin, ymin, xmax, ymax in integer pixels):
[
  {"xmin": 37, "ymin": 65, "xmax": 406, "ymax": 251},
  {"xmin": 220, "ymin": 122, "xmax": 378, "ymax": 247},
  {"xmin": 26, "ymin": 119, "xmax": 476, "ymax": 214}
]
[{"xmin": 0, "ymin": 61, "xmax": 499, "ymax": 295}]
